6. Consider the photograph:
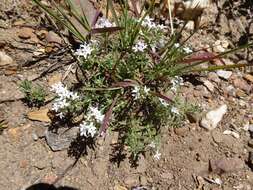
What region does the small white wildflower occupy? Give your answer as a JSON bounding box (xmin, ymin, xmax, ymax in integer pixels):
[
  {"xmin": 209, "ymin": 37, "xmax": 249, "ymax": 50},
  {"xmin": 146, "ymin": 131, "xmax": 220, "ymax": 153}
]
[
  {"xmin": 57, "ymin": 112, "xmax": 65, "ymax": 119},
  {"xmin": 52, "ymin": 102, "xmax": 61, "ymax": 112},
  {"xmin": 171, "ymin": 106, "xmax": 180, "ymax": 115},
  {"xmin": 51, "ymin": 82, "xmax": 78, "ymax": 115},
  {"xmin": 89, "ymin": 106, "xmax": 104, "ymax": 123},
  {"xmin": 51, "ymin": 82, "xmax": 70, "ymax": 99},
  {"xmin": 132, "ymin": 41, "xmax": 147, "ymax": 52},
  {"xmin": 153, "ymin": 150, "xmax": 161, "ymax": 160},
  {"xmin": 95, "ymin": 17, "xmax": 115, "ymax": 28},
  {"xmin": 183, "ymin": 47, "xmax": 192, "ymax": 54},
  {"xmin": 143, "ymin": 86, "xmax": 150, "ymax": 95},
  {"xmin": 75, "ymin": 43, "xmax": 93, "ymax": 59},
  {"xmin": 52, "ymin": 99, "xmax": 70, "ymax": 112},
  {"xmin": 132, "ymin": 86, "xmax": 140, "ymax": 100},
  {"xmin": 148, "ymin": 141, "xmax": 156, "ymax": 149},
  {"xmin": 79, "ymin": 121, "xmax": 97, "ymax": 138},
  {"xmin": 159, "ymin": 98, "xmax": 169, "ymax": 107},
  {"xmin": 171, "ymin": 76, "xmax": 184, "ymax": 91},
  {"xmin": 141, "ymin": 16, "xmax": 156, "ymax": 29},
  {"xmin": 157, "ymin": 24, "xmax": 167, "ymax": 30},
  {"xmin": 69, "ymin": 92, "xmax": 79, "ymax": 100},
  {"xmin": 174, "ymin": 43, "xmax": 180, "ymax": 48}
]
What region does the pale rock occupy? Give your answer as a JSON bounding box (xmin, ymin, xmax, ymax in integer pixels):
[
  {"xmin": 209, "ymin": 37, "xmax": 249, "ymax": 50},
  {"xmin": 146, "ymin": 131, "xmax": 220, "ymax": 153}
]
[
  {"xmin": 216, "ymin": 70, "xmax": 232, "ymax": 80},
  {"xmin": 200, "ymin": 104, "xmax": 228, "ymax": 130},
  {"xmin": 203, "ymin": 80, "xmax": 214, "ymax": 92},
  {"xmin": 0, "ymin": 51, "xmax": 14, "ymax": 66},
  {"xmin": 223, "ymin": 130, "xmax": 240, "ymax": 139},
  {"xmin": 213, "ymin": 40, "xmax": 229, "ymax": 53},
  {"xmin": 223, "ymin": 58, "xmax": 234, "ymax": 65},
  {"xmin": 185, "ymin": 21, "xmax": 195, "ymax": 30}
]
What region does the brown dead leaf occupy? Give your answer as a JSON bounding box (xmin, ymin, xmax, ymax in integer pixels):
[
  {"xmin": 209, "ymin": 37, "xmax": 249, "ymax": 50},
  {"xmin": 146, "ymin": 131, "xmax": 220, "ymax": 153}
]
[{"xmin": 27, "ymin": 108, "xmax": 51, "ymax": 122}]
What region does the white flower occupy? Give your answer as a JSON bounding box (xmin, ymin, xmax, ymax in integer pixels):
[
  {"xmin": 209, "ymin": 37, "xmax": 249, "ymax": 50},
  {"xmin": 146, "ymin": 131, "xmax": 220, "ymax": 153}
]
[
  {"xmin": 79, "ymin": 121, "xmax": 97, "ymax": 138},
  {"xmin": 69, "ymin": 92, "xmax": 79, "ymax": 100},
  {"xmin": 132, "ymin": 86, "xmax": 140, "ymax": 100},
  {"xmin": 171, "ymin": 76, "xmax": 184, "ymax": 91},
  {"xmin": 159, "ymin": 98, "xmax": 169, "ymax": 107},
  {"xmin": 75, "ymin": 43, "xmax": 93, "ymax": 59},
  {"xmin": 51, "ymin": 82, "xmax": 79, "ymax": 101},
  {"xmin": 95, "ymin": 17, "xmax": 115, "ymax": 28},
  {"xmin": 51, "ymin": 82, "xmax": 79, "ymax": 115},
  {"xmin": 89, "ymin": 106, "xmax": 104, "ymax": 123},
  {"xmin": 157, "ymin": 24, "xmax": 167, "ymax": 30},
  {"xmin": 51, "ymin": 82, "xmax": 69, "ymax": 98},
  {"xmin": 141, "ymin": 16, "xmax": 156, "ymax": 29},
  {"xmin": 183, "ymin": 47, "xmax": 192, "ymax": 54},
  {"xmin": 171, "ymin": 106, "xmax": 180, "ymax": 115},
  {"xmin": 143, "ymin": 86, "xmax": 150, "ymax": 94},
  {"xmin": 174, "ymin": 43, "xmax": 180, "ymax": 48},
  {"xmin": 52, "ymin": 98, "xmax": 70, "ymax": 112},
  {"xmin": 132, "ymin": 86, "xmax": 150, "ymax": 99},
  {"xmin": 148, "ymin": 141, "xmax": 156, "ymax": 149},
  {"xmin": 57, "ymin": 112, "xmax": 65, "ymax": 119},
  {"xmin": 153, "ymin": 150, "xmax": 161, "ymax": 160},
  {"xmin": 132, "ymin": 41, "xmax": 147, "ymax": 52}
]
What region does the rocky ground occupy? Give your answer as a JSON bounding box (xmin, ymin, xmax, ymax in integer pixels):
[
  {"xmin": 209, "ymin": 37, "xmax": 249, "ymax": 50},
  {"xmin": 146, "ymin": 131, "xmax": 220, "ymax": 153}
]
[{"xmin": 0, "ymin": 0, "xmax": 253, "ymax": 190}]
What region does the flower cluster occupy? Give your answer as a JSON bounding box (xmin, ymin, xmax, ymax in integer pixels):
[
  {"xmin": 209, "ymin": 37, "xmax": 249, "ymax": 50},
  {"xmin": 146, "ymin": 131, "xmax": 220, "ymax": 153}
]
[
  {"xmin": 51, "ymin": 82, "xmax": 79, "ymax": 118},
  {"xmin": 140, "ymin": 16, "xmax": 166, "ymax": 30},
  {"xmin": 171, "ymin": 76, "xmax": 184, "ymax": 91},
  {"xmin": 171, "ymin": 106, "xmax": 180, "ymax": 115},
  {"xmin": 75, "ymin": 43, "xmax": 93, "ymax": 59},
  {"xmin": 183, "ymin": 47, "xmax": 192, "ymax": 54},
  {"xmin": 87, "ymin": 106, "xmax": 105, "ymax": 124},
  {"xmin": 79, "ymin": 106, "xmax": 104, "ymax": 138},
  {"xmin": 132, "ymin": 41, "xmax": 147, "ymax": 52},
  {"xmin": 132, "ymin": 86, "xmax": 150, "ymax": 100},
  {"xmin": 95, "ymin": 17, "xmax": 115, "ymax": 28},
  {"xmin": 79, "ymin": 121, "xmax": 97, "ymax": 138}
]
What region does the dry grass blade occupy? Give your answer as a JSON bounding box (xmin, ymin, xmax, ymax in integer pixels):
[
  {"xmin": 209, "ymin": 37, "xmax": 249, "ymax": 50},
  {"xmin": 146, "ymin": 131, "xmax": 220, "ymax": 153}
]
[
  {"xmin": 91, "ymin": 26, "xmax": 124, "ymax": 34},
  {"xmin": 99, "ymin": 94, "xmax": 119, "ymax": 136},
  {"xmin": 150, "ymin": 92, "xmax": 173, "ymax": 103}
]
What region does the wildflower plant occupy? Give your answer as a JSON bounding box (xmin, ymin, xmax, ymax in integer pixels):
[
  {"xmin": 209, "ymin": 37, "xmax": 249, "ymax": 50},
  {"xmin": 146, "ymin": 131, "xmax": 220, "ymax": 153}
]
[{"xmin": 33, "ymin": 0, "xmax": 252, "ymax": 161}]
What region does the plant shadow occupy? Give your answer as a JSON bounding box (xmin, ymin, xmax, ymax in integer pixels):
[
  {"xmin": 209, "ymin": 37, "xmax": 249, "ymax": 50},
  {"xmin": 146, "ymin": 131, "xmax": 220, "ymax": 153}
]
[
  {"xmin": 67, "ymin": 135, "xmax": 96, "ymax": 159},
  {"xmin": 25, "ymin": 183, "xmax": 78, "ymax": 190}
]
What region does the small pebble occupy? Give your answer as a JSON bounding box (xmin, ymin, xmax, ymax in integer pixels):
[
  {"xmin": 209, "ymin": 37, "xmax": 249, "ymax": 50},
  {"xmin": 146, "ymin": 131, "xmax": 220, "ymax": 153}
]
[
  {"xmin": 216, "ymin": 70, "xmax": 232, "ymax": 80},
  {"xmin": 200, "ymin": 104, "xmax": 227, "ymax": 131},
  {"xmin": 32, "ymin": 133, "xmax": 39, "ymax": 141}
]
